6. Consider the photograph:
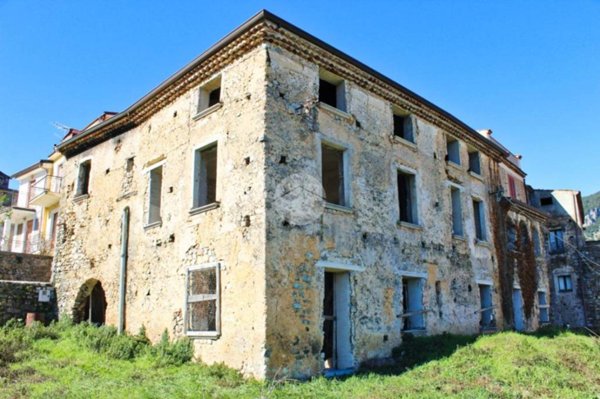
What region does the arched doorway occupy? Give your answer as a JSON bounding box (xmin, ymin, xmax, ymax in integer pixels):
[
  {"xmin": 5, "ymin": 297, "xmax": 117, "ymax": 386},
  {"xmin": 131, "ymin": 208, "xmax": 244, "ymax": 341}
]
[{"xmin": 73, "ymin": 279, "xmax": 107, "ymax": 325}]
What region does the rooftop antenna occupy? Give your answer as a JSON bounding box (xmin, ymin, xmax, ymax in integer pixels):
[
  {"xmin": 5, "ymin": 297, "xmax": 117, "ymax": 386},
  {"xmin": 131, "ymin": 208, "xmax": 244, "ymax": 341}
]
[{"xmin": 51, "ymin": 121, "xmax": 72, "ymax": 139}]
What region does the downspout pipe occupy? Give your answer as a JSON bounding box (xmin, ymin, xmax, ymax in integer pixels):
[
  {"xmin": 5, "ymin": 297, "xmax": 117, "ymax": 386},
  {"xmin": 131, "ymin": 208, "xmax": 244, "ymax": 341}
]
[{"xmin": 118, "ymin": 207, "xmax": 130, "ymax": 335}]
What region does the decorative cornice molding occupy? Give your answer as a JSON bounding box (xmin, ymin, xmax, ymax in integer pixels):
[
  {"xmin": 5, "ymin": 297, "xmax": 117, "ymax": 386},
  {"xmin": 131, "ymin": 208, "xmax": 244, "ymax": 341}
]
[{"xmin": 58, "ymin": 10, "xmax": 509, "ymax": 163}]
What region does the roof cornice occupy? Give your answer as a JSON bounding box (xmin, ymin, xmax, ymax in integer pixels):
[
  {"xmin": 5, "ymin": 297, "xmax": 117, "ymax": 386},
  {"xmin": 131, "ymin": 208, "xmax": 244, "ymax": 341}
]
[{"xmin": 58, "ymin": 9, "xmax": 508, "ymax": 160}]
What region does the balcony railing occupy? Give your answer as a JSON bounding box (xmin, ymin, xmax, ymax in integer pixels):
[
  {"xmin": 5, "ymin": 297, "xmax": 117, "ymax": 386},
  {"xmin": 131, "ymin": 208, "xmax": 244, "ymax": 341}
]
[
  {"xmin": 0, "ymin": 234, "xmax": 54, "ymax": 255},
  {"xmin": 28, "ymin": 175, "xmax": 62, "ymax": 207}
]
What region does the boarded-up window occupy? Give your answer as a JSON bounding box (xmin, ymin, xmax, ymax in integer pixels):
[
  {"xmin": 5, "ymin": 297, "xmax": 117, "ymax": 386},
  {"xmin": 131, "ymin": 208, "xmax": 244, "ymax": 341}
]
[
  {"xmin": 473, "ymin": 198, "xmax": 487, "ymax": 241},
  {"xmin": 186, "ymin": 263, "xmax": 220, "ymax": 335},
  {"xmin": 147, "ymin": 166, "xmax": 163, "ymax": 225},
  {"xmin": 446, "ymin": 138, "xmax": 461, "ymax": 165},
  {"xmin": 76, "ymin": 160, "xmax": 91, "ymax": 196},
  {"xmin": 451, "ymin": 187, "xmax": 463, "ymax": 236},
  {"xmin": 322, "ymin": 144, "xmax": 345, "ymax": 206},
  {"xmin": 508, "ymin": 175, "xmax": 517, "ymax": 198},
  {"xmin": 398, "ymin": 171, "xmax": 417, "ymax": 224},
  {"xmin": 193, "ymin": 144, "xmax": 218, "ymax": 209}
]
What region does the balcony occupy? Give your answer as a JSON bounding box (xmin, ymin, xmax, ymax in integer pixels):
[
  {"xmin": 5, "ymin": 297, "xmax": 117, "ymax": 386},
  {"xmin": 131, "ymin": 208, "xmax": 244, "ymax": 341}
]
[
  {"xmin": 0, "ymin": 233, "xmax": 54, "ymax": 255},
  {"xmin": 29, "ymin": 175, "xmax": 62, "ymax": 207}
]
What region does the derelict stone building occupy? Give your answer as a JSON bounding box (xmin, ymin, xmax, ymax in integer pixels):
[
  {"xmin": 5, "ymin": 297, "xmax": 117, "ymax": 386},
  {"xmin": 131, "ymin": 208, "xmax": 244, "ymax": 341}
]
[{"xmin": 53, "ymin": 11, "xmax": 551, "ymax": 379}]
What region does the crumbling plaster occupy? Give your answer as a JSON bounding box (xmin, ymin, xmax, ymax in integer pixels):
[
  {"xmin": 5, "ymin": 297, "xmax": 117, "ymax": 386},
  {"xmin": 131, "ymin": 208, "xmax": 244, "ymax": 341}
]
[
  {"xmin": 53, "ymin": 47, "xmax": 269, "ymax": 378},
  {"xmin": 262, "ymin": 45, "xmax": 502, "ymax": 378}
]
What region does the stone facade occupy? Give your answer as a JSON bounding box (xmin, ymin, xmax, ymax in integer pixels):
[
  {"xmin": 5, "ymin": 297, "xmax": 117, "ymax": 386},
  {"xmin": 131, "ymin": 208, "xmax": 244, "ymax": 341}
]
[
  {"xmin": 52, "ymin": 11, "xmax": 554, "ymax": 379},
  {"xmin": 0, "ymin": 251, "xmax": 52, "ymax": 282}
]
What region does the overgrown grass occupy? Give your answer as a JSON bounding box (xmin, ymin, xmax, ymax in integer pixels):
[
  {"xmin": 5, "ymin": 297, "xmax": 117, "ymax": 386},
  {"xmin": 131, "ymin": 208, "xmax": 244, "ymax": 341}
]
[{"xmin": 1, "ymin": 320, "xmax": 599, "ymax": 398}]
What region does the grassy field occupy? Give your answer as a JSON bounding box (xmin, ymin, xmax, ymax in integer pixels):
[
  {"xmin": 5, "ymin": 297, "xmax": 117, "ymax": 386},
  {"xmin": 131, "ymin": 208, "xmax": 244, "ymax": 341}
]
[{"xmin": 1, "ymin": 320, "xmax": 599, "ymax": 398}]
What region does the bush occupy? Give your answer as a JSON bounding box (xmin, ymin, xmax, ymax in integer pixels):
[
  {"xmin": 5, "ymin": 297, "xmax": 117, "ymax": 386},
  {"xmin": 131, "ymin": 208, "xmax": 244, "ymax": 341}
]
[
  {"xmin": 72, "ymin": 323, "xmax": 150, "ymax": 360},
  {"xmin": 151, "ymin": 329, "xmax": 193, "ymax": 366},
  {"xmin": 0, "ymin": 320, "xmax": 31, "ymax": 367}
]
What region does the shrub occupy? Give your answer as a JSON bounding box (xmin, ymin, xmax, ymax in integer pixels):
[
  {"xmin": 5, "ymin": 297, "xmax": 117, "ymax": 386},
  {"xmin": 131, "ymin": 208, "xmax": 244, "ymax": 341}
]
[
  {"xmin": 151, "ymin": 329, "xmax": 193, "ymax": 366},
  {"xmin": 0, "ymin": 320, "xmax": 31, "ymax": 367},
  {"xmin": 72, "ymin": 323, "xmax": 149, "ymax": 360}
]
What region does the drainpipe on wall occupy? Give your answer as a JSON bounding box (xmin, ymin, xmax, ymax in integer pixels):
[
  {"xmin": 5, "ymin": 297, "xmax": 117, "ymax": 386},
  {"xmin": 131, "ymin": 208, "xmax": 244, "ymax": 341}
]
[{"xmin": 118, "ymin": 207, "xmax": 130, "ymax": 335}]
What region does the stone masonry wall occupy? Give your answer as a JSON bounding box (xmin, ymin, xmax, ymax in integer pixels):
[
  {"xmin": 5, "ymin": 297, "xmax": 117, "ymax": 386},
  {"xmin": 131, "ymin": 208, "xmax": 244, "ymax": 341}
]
[
  {"xmin": 0, "ymin": 281, "xmax": 57, "ymax": 325},
  {"xmin": 582, "ymin": 241, "xmax": 600, "ymax": 330},
  {"xmin": 53, "ymin": 46, "xmax": 269, "ymax": 378},
  {"xmin": 0, "ymin": 251, "xmax": 52, "ymax": 282},
  {"xmin": 262, "ymin": 44, "xmax": 502, "ymax": 378}
]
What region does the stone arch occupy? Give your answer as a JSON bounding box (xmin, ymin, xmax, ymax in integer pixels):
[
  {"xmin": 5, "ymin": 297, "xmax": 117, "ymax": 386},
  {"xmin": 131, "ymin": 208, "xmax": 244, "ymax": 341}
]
[{"xmin": 72, "ymin": 279, "xmax": 107, "ymax": 325}]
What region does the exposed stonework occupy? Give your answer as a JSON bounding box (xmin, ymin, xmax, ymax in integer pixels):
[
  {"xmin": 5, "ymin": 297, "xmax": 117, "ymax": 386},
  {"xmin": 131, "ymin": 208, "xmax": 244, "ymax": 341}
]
[
  {"xmin": 0, "ymin": 251, "xmax": 52, "ymax": 282},
  {"xmin": 51, "ymin": 11, "xmax": 559, "ymax": 380},
  {"xmin": 53, "ymin": 46, "xmax": 269, "ymax": 378},
  {"xmin": 581, "ymin": 241, "xmax": 600, "ymax": 329},
  {"xmin": 0, "ymin": 281, "xmax": 57, "ymax": 324}
]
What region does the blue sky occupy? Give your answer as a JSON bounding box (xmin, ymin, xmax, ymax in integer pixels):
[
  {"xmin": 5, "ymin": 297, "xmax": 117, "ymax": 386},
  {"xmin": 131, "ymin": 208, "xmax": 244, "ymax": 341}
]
[{"xmin": 0, "ymin": 1, "xmax": 598, "ymax": 195}]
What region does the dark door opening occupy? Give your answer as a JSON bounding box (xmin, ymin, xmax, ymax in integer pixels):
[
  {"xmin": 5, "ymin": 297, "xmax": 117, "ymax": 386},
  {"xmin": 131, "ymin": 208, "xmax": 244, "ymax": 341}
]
[
  {"xmin": 74, "ymin": 281, "xmax": 107, "ymax": 325},
  {"xmin": 322, "ymin": 272, "xmax": 336, "ymax": 369},
  {"xmin": 321, "ymin": 270, "xmax": 353, "ymax": 371}
]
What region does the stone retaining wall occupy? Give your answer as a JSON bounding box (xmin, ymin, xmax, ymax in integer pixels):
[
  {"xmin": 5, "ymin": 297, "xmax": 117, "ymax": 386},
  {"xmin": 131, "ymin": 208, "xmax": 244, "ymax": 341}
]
[
  {"xmin": 0, "ymin": 251, "xmax": 52, "ymax": 282},
  {"xmin": 0, "ymin": 281, "xmax": 57, "ymax": 324}
]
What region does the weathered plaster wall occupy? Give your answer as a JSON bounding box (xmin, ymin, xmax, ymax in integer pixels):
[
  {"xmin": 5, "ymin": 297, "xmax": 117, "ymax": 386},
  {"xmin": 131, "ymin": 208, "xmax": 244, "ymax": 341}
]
[
  {"xmin": 53, "ymin": 47, "xmax": 269, "ymax": 378},
  {"xmin": 262, "ymin": 45, "xmax": 500, "ymax": 378},
  {"xmin": 0, "ymin": 251, "xmax": 52, "ymax": 282}
]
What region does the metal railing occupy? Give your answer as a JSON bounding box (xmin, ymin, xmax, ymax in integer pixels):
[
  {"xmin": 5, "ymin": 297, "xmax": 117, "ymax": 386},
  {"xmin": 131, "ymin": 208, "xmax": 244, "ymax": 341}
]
[
  {"xmin": 0, "ymin": 235, "xmax": 54, "ymax": 256},
  {"xmin": 28, "ymin": 175, "xmax": 63, "ymax": 204}
]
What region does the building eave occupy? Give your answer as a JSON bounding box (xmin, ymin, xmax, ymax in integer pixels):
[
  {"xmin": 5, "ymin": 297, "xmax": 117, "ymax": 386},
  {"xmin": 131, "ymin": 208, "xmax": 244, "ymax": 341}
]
[
  {"xmin": 11, "ymin": 160, "xmax": 52, "ymax": 179},
  {"xmin": 57, "ymin": 9, "xmax": 509, "ymax": 160},
  {"xmin": 504, "ymin": 197, "xmax": 549, "ymax": 223}
]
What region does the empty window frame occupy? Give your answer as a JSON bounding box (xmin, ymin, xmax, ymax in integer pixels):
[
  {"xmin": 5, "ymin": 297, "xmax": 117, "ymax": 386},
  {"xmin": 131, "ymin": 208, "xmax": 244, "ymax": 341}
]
[
  {"xmin": 197, "ymin": 76, "xmax": 222, "ymax": 114},
  {"xmin": 468, "ymin": 150, "xmax": 481, "ymax": 175},
  {"xmin": 479, "ymin": 284, "xmax": 494, "ymax": 329},
  {"xmin": 450, "ymin": 186, "xmax": 463, "ymax": 236},
  {"xmin": 393, "ymin": 112, "xmax": 414, "ymax": 142},
  {"xmin": 446, "ymin": 137, "xmax": 461, "ymax": 165},
  {"xmin": 473, "ymin": 198, "xmax": 487, "ymax": 241},
  {"xmin": 548, "ymin": 229, "xmax": 565, "ymax": 254},
  {"xmin": 147, "ymin": 165, "xmax": 163, "ymax": 225},
  {"xmin": 402, "ymin": 277, "xmax": 425, "ymax": 330},
  {"xmin": 557, "ymin": 274, "xmax": 573, "ymax": 293},
  {"xmin": 538, "ymin": 291, "xmax": 549, "ymax": 323},
  {"xmin": 397, "ymin": 170, "xmax": 418, "ymax": 224},
  {"xmin": 76, "ymin": 160, "xmax": 91, "ymax": 196},
  {"xmin": 319, "ymin": 70, "xmax": 346, "ymax": 112},
  {"xmin": 186, "ymin": 263, "xmax": 220, "ymax": 335},
  {"xmin": 193, "ymin": 144, "xmax": 218, "ymax": 209},
  {"xmin": 508, "ymin": 175, "xmax": 517, "ymax": 198},
  {"xmin": 322, "ymin": 143, "xmax": 346, "ymax": 206},
  {"xmin": 540, "ymin": 196, "xmax": 553, "ymax": 206}
]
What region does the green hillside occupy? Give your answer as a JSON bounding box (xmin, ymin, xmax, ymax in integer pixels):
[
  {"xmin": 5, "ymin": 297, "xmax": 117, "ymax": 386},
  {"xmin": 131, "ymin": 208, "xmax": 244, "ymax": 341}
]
[
  {"xmin": 583, "ymin": 191, "xmax": 600, "ymax": 240},
  {"xmin": 2, "ymin": 320, "xmax": 600, "ymax": 398}
]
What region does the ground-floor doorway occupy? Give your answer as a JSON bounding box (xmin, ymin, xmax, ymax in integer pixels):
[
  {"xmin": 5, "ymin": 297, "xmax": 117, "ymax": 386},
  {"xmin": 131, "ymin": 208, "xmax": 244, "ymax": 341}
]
[
  {"xmin": 73, "ymin": 280, "xmax": 107, "ymax": 325},
  {"xmin": 322, "ymin": 271, "xmax": 353, "ymax": 371},
  {"xmin": 512, "ymin": 289, "xmax": 524, "ymax": 331}
]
